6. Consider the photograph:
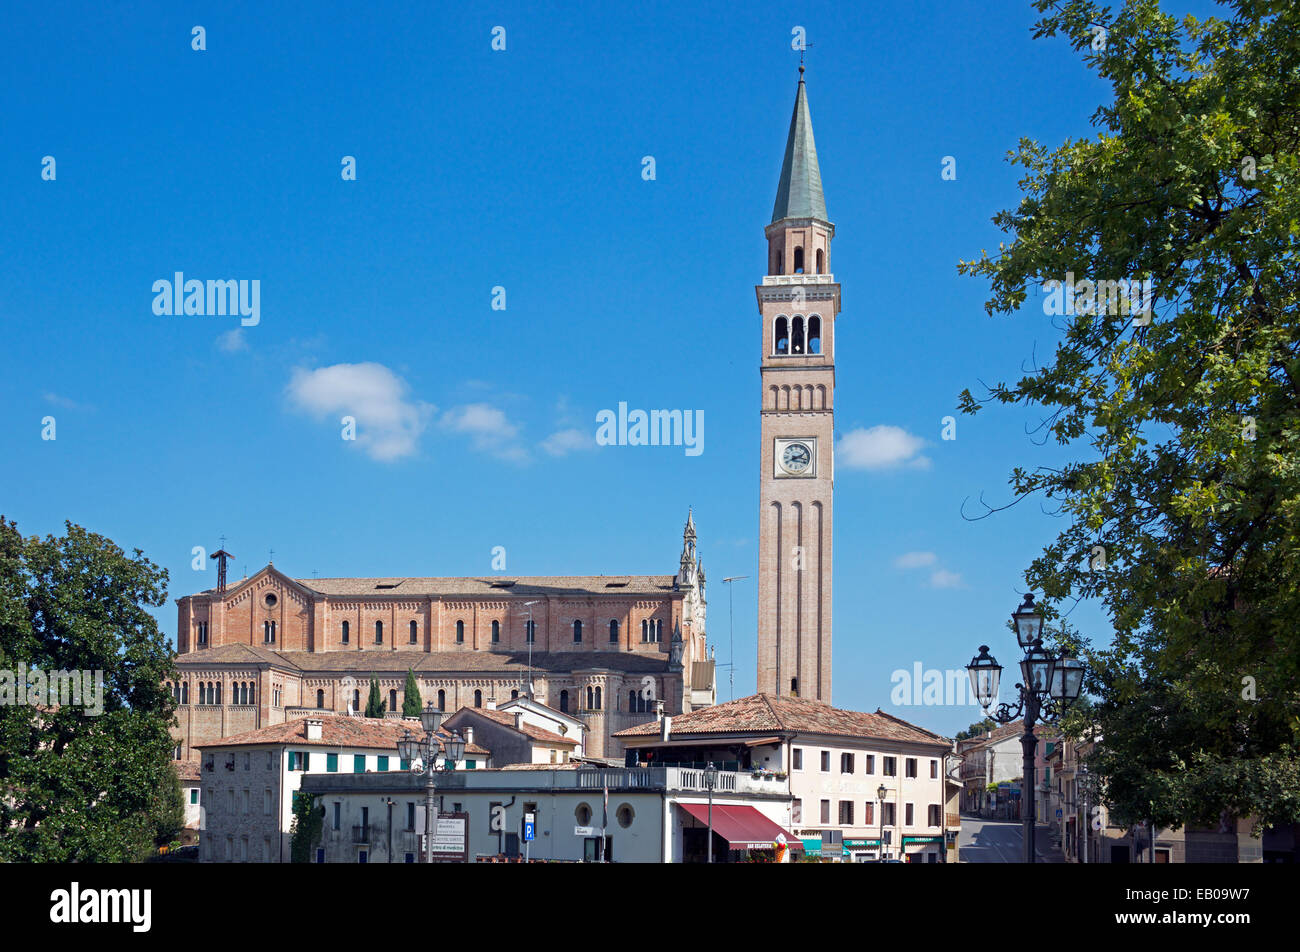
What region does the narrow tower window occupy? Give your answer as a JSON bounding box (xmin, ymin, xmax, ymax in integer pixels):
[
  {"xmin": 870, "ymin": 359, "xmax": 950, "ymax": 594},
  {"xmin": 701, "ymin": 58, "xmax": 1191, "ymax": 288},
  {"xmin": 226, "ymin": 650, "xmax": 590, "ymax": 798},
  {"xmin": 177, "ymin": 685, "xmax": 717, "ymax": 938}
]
[
  {"xmin": 774, "ymin": 316, "xmax": 789, "ymax": 355},
  {"xmin": 793, "ymin": 246, "xmax": 804, "ymax": 273},
  {"xmin": 776, "ymin": 249, "xmax": 784, "ymax": 274},
  {"xmin": 792, "ymin": 316, "xmax": 805, "ymax": 354},
  {"xmin": 816, "ymin": 248, "xmax": 824, "ymax": 274},
  {"xmin": 341, "ymin": 620, "xmax": 349, "ymax": 644},
  {"xmin": 808, "ymin": 315, "xmax": 821, "ymax": 354}
]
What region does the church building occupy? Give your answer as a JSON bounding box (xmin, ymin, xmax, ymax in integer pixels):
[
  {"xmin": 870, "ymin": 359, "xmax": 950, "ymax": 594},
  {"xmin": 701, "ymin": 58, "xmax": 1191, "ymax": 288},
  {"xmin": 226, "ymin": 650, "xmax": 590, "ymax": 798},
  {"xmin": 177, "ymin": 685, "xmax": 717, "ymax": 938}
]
[{"xmin": 168, "ymin": 513, "xmax": 713, "ymax": 762}]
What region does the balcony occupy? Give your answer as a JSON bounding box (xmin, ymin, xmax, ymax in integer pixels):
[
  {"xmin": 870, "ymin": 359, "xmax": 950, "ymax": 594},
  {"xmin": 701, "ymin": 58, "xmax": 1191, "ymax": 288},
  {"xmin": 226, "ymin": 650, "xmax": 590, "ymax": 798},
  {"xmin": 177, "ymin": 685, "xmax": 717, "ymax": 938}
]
[
  {"xmin": 352, "ymin": 825, "xmax": 370, "ymax": 844},
  {"xmin": 575, "ymin": 767, "xmax": 786, "ymax": 797}
]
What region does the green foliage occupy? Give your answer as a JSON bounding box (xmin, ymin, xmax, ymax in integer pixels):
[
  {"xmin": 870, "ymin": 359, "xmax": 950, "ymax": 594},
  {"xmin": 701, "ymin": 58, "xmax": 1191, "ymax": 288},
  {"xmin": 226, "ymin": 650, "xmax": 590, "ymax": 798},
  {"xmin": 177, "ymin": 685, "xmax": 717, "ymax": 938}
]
[
  {"xmin": 289, "ymin": 792, "xmax": 324, "ymax": 863},
  {"xmin": 960, "ymin": 0, "xmax": 1300, "ymax": 830},
  {"xmin": 401, "ymin": 668, "xmax": 422, "ymax": 717},
  {"xmin": 956, "ymin": 718, "xmax": 997, "ymax": 741},
  {"xmin": 364, "ymin": 675, "xmax": 385, "ymax": 718},
  {"xmin": 0, "ymin": 517, "xmax": 180, "ymax": 861}
]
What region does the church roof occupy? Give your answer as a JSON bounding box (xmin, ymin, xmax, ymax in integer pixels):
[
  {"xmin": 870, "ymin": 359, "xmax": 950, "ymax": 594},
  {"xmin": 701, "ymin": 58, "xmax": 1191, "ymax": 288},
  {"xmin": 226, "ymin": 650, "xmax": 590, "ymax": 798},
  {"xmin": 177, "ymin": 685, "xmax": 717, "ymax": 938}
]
[
  {"xmin": 184, "ymin": 573, "xmax": 679, "ymax": 599},
  {"xmin": 771, "ymin": 72, "xmax": 828, "ymax": 224},
  {"xmin": 300, "ymin": 575, "xmax": 677, "ymax": 597},
  {"xmin": 614, "ymin": 693, "xmax": 948, "ymax": 747}
]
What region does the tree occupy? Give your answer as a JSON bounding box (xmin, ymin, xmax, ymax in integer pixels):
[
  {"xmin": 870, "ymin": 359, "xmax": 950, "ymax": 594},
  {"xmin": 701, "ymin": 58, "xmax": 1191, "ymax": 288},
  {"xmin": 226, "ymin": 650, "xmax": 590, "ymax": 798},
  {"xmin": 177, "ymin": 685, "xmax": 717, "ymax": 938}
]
[
  {"xmin": 0, "ymin": 518, "xmax": 180, "ymax": 861},
  {"xmin": 364, "ymin": 676, "xmax": 385, "ymax": 718},
  {"xmin": 401, "ymin": 668, "xmax": 423, "ymax": 717},
  {"xmin": 289, "ymin": 792, "xmax": 324, "ymax": 863},
  {"xmin": 956, "ymin": 718, "xmax": 997, "ymax": 741},
  {"xmin": 958, "ymin": 0, "xmax": 1300, "ymax": 831}
]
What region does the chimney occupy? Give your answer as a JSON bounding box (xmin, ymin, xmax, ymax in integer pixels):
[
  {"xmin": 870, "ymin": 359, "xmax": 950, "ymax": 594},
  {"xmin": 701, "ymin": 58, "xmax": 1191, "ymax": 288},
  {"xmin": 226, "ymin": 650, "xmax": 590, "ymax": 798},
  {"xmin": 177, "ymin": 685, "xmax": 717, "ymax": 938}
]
[
  {"xmin": 486, "ymin": 696, "xmax": 497, "ymax": 711},
  {"xmin": 661, "ymin": 715, "xmax": 672, "ymax": 742},
  {"xmin": 305, "ymin": 718, "xmax": 323, "ymax": 741},
  {"xmin": 464, "ymin": 726, "xmax": 474, "ymax": 747},
  {"xmin": 655, "ymin": 700, "xmax": 665, "ymax": 722},
  {"xmin": 514, "ymin": 712, "xmax": 524, "ymax": 730}
]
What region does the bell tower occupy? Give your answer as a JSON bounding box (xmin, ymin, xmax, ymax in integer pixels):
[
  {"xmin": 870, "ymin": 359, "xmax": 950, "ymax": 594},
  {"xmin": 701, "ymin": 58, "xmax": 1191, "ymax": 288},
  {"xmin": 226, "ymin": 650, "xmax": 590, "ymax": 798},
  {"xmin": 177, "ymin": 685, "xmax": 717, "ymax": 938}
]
[{"xmin": 756, "ymin": 67, "xmax": 839, "ymax": 702}]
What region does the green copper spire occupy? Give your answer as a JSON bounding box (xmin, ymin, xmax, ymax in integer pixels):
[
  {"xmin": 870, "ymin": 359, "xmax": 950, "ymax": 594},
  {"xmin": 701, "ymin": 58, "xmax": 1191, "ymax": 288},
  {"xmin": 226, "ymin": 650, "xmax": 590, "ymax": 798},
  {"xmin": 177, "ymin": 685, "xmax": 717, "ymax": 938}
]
[{"xmin": 771, "ymin": 67, "xmax": 828, "ymax": 224}]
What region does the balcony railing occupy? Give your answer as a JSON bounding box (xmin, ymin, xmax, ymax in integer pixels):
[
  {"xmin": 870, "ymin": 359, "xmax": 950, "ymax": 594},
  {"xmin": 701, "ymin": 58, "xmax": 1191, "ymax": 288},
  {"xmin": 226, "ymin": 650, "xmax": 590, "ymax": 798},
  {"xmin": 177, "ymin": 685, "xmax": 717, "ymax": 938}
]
[{"xmin": 352, "ymin": 825, "xmax": 370, "ymax": 844}]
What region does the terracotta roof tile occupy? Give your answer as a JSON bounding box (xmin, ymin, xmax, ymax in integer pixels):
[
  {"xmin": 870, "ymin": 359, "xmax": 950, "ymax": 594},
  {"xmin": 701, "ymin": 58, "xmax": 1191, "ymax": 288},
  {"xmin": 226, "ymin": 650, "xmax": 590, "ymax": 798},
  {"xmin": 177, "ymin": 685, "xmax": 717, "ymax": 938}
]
[
  {"xmin": 614, "ymin": 693, "xmax": 948, "ymax": 746},
  {"xmin": 173, "ymin": 761, "xmax": 201, "ymax": 782},
  {"xmin": 452, "ymin": 707, "xmax": 577, "ymax": 746},
  {"xmin": 193, "ymin": 713, "xmax": 488, "ymax": 755}
]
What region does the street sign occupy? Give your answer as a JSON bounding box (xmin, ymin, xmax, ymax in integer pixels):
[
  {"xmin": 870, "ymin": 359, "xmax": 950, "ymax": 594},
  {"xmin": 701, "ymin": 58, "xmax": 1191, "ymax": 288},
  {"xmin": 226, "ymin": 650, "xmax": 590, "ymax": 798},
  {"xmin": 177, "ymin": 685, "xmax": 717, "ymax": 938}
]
[
  {"xmin": 418, "ymin": 812, "xmax": 469, "ymax": 863},
  {"xmin": 574, "ymin": 825, "xmax": 595, "ymax": 836},
  {"xmin": 524, "ymin": 811, "xmax": 536, "ymax": 842},
  {"xmin": 1056, "ymin": 809, "xmax": 1063, "ymax": 819}
]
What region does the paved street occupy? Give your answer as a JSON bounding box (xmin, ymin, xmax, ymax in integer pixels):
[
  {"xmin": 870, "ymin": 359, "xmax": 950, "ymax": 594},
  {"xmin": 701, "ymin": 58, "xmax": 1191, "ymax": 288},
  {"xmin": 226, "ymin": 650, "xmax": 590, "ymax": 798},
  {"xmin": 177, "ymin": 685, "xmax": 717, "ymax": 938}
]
[{"xmin": 958, "ymin": 815, "xmax": 1065, "ymax": 863}]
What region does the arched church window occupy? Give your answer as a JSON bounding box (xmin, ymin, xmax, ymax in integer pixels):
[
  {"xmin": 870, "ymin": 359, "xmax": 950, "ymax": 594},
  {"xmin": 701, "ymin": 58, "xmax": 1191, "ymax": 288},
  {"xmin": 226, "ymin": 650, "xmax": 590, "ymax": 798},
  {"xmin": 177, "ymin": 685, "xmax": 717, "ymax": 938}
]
[
  {"xmin": 410, "ymin": 620, "xmax": 418, "ymax": 644},
  {"xmin": 456, "ymin": 620, "xmax": 465, "ymax": 643},
  {"xmin": 182, "ymin": 682, "xmax": 188, "ymax": 704},
  {"xmin": 595, "ymin": 687, "xmax": 602, "ymax": 710},
  {"xmin": 438, "ymin": 689, "xmax": 446, "ymax": 710},
  {"xmin": 492, "ymin": 620, "xmax": 500, "ymax": 643},
  {"xmin": 609, "ymin": 620, "xmax": 619, "ymax": 643},
  {"xmin": 559, "ymin": 690, "xmax": 569, "ymax": 713},
  {"xmin": 792, "ymin": 316, "xmax": 805, "ymax": 354},
  {"xmin": 641, "ymin": 619, "xmax": 649, "ymax": 642},
  {"xmin": 816, "ymin": 248, "xmax": 824, "ymax": 274},
  {"xmin": 774, "ymin": 316, "xmax": 789, "ymax": 355},
  {"xmin": 474, "ymin": 690, "xmax": 483, "ymax": 708},
  {"xmin": 776, "ymin": 248, "xmax": 784, "ymax": 274},
  {"xmin": 374, "ymin": 621, "xmax": 383, "ymax": 644},
  {"xmin": 791, "ymin": 677, "xmax": 799, "ymax": 697},
  {"xmin": 341, "ymin": 620, "xmax": 349, "ymax": 644},
  {"xmin": 316, "ymin": 689, "xmax": 325, "ymax": 708},
  {"xmin": 808, "ymin": 315, "xmax": 821, "ymax": 354},
  {"xmin": 572, "ymin": 620, "xmax": 582, "ymax": 643},
  {"xmin": 794, "ymin": 246, "xmax": 804, "ymax": 273},
  {"xmin": 389, "ymin": 689, "xmax": 397, "ymax": 712}
]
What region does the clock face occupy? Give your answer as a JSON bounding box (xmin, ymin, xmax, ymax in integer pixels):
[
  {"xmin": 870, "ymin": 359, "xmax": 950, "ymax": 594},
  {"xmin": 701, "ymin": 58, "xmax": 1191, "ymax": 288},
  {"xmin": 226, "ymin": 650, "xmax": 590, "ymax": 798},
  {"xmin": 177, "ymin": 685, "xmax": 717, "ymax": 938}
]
[{"xmin": 781, "ymin": 441, "xmax": 812, "ymax": 474}]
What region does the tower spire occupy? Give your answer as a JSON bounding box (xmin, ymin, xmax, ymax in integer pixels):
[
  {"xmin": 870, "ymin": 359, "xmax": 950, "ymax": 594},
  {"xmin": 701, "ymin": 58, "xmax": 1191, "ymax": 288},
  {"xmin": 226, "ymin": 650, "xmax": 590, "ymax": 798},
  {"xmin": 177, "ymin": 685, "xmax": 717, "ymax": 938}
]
[{"xmin": 771, "ymin": 70, "xmax": 828, "ymax": 224}]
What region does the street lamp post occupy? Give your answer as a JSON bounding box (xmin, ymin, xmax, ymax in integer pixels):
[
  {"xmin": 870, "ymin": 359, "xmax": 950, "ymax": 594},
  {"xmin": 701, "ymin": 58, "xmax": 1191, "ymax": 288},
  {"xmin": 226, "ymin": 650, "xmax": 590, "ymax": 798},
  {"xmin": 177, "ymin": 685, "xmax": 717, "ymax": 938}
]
[
  {"xmin": 877, "ymin": 783, "xmax": 887, "ymax": 861},
  {"xmin": 704, "ymin": 761, "xmax": 719, "ymax": 864},
  {"xmin": 398, "ymin": 702, "xmax": 467, "ymax": 864},
  {"xmin": 966, "ymin": 594, "xmax": 1085, "ymax": 863}
]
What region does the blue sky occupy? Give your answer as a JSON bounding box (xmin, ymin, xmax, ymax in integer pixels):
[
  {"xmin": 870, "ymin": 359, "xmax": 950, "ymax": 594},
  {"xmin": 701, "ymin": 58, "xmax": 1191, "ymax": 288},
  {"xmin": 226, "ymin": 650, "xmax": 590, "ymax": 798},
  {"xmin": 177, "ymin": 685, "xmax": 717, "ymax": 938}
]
[{"xmin": 0, "ymin": 0, "xmax": 1220, "ymax": 736}]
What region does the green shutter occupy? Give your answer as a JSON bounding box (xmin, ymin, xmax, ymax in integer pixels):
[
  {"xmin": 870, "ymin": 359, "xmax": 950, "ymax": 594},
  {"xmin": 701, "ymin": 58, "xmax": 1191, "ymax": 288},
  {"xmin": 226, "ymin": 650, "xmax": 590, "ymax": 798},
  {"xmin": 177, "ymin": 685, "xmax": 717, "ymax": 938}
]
[
  {"xmin": 287, "ymin": 752, "xmax": 296, "ymax": 771},
  {"xmin": 302, "ymin": 751, "xmax": 310, "ymax": 771},
  {"xmin": 377, "ymin": 756, "xmax": 389, "ymax": 771},
  {"xmin": 327, "ymin": 753, "xmax": 338, "ymax": 772},
  {"xmin": 190, "ymin": 790, "xmax": 198, "ymax": 804},
  {"xmin": 400, "ymin": 758, "xmax": 410, "ymax": 770},
  {"xmin": 354, "ymin": 754, "xmax": 365, "ymax": 773}
]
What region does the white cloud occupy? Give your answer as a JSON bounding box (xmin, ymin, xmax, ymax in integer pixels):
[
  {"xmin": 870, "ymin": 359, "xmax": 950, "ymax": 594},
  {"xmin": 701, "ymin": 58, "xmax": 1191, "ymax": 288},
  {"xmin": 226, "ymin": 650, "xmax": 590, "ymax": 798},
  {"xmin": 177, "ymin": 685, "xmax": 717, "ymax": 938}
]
[
  {"xmin": 540, "ymin": 427, "xmax": 593, "ymax": 457},
  {"xmin": 216, "ymin": 328, "xmax": 248, "ymax": 353},
  {"xmin": 440, "ymin": 403, "xmax": 529, "ymax": 463},
  {"xmin": 894, "ymin": 551, "xmax": 937, "ymax": 569},
  {"xmin": 286, "ymin": 362, "xmax": 433, "ymax": 462},
  {"xmin": 837, "ymin": 425, "xmax": 930, "ymax": 470},
  {"xmin": 929, "ymin": 569, "xmax": 966, "ymax": 589},
  {"xmin": 42, "ymin": 392, "xmax": 93, "ymax": 412}
]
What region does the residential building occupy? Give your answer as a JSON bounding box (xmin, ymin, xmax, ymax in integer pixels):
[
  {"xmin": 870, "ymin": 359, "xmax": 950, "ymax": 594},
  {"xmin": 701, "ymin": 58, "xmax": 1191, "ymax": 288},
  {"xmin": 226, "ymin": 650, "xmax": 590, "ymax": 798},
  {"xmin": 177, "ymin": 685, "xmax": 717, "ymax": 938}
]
[
  {"xmin": 193, "ymin": 713, "xmax": 487, "ymax": 863},
  {"xmin": 615, "ymin": 693, "xmax": 953, "ymax": 862}
]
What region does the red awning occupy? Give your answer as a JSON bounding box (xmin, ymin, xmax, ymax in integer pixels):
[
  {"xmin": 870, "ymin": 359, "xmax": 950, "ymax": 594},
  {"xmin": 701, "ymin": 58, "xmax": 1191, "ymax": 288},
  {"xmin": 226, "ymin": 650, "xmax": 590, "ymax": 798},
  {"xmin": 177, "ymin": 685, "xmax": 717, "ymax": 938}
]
[{"xmin": 679, "ymin": 803, "xmax": 803, "ymax": 851}]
